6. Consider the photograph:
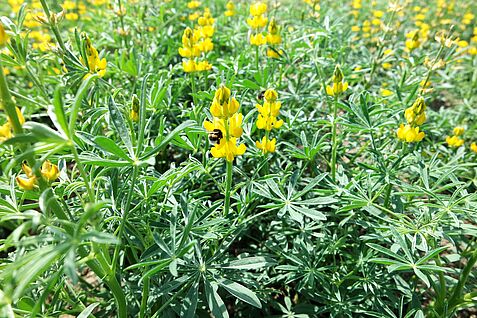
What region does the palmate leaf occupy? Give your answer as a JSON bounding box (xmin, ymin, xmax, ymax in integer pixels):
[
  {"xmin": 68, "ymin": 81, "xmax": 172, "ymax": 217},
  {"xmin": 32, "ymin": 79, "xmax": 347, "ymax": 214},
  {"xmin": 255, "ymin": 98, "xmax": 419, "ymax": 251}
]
[{"xmin": 1, "ymin": 243, "xmax": 69, "ymax": 301}]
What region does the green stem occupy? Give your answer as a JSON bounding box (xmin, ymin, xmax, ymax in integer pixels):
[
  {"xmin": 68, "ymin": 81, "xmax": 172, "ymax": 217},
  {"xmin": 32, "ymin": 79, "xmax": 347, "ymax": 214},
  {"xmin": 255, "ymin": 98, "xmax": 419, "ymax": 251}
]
[
  {"xmin": 448, "ymin": 247, "xmax": 477, "ymax": 310},
  {"xmin": 224, "ymin": 160, "xmax": 233, "ymax": 216},
  {"xmin": 0, "ymin": 62, "xmax": 47, "ymax": 188},
  {"xmin": 0, "ymin": 63, "xmax": 22, "ymax": 133},
  {"xmin": 38, "ymin": 0, "xmax": 67, "ymax": 52},
  {"xmin": 434, "ymin": 256, "xmax": 447, "ymax": 315},
  {"xmin": 331, "ymin": 95, "xmax": 339, "ymax": 181},
  {"xmin": 139, "ymin": 276, "xmax": 150, "ymax": 318},
  {"xmin": 112, "ymin": 165, "xmax": 139, "ymax": 273},
  {"xmin": 255, "ymin": 45, "xmax": 259, "ymax": 73}
]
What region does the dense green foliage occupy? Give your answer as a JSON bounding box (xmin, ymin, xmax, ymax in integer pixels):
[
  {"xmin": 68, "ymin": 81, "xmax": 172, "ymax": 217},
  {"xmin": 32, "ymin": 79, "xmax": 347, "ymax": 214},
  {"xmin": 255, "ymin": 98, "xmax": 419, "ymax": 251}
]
[{"xmin": 1, "ymin": 0, "xmax": 477, "ymax": 317}]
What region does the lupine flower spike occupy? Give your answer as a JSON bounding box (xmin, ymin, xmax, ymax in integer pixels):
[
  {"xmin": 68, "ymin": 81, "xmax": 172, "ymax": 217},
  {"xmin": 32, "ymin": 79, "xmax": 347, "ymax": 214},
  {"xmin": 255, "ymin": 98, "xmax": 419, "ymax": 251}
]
[
  {"xmin": 248, "ymin": 2, "xmax": 268, "ymax": 46},
  {"xmin": 204, "ymin": 86, "xmax": 246, "ymax": 162},
  {"xmin": 326, "ymin": 65, "xmax": 349, "ymax": 97},
  {"xmin": 397, "ymin": 97, "xmax": 427, "ymax": 143},
  {"xmin": 82, "ymin": 33, "xmax": 107, "ymax": 79},
  {"xmin": 255, "ymin": 89, "xmax": 283, "ymax": 154}
]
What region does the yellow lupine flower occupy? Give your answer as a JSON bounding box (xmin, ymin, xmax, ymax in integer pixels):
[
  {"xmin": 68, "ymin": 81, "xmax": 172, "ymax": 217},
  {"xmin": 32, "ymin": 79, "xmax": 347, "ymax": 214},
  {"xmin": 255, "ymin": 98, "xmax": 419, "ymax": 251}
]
[
  {"xmin": 247, "ymin": 15, "xmax": 268, "ymax": 29},
  {"xmin": 256, "ymin": 89, "xmax": 283, "ymax": 131},
  {"xmin": 187, "ymin": 1, "xmax": 201, "ymax": 9},
  {"xmin": 446, "ymin": 135, "xmax": 464, "ymax": 148},
  {"xmin": 130, "ymin": 95, "xmax": 139, "ymax": 122},
  {"xmin": 405, "ymin": 30, "xmax": 420, "ymax": 51},
  {"xmin": 82, "ymin": 33, "xmax": 107, "ymax": 78},
  {"xmin": 0, "ymin": 107, "xmax": 25, "ymax": 142},
  {"xmin": 229, "ymin": 113, "xmax": 244, "ymax": 138},
  {"xmin": 326, "ymin": 65, "xmax": 349, "ymax": 96},
  {"xmin": 210, "ymin": 137, "xmax": 246, "ymax": 162},
  {"xmin": 256, "ymin": 114, "xmax": 283, "ymax": 131},
  {"xmin": 256, "ymin": 136, "xmax": 276, "ymax": 154},
  {"xmin": 0, "ymin": 123, "xmax": 12, "ymax": 142},
  {"xmin": 210, "ymin": 86, "xmax": 239, "ymax": 118},
  {"xmin": 266, "ymin": 18, "xmax": 281, "ymax": 45},
  {"xmin": 195, "ymin": 60, "xmax": 212, "ymax": 71},
  {"xmin": 250, "ymin": 2, "xmax": 267, "ymax": 16},
  {"xmin": 0, "ymin": 23, "xmax": 8, "ymax": 47},
  {"xmin": 396, "ymin": 124, "xmax": 425, "ymax": 143},
  {"xmin": 326, "ymin": 82, "xmax": 349, "ymax": 96},
  {"xmin": 16, "ymin": 163, "xmax": 37, "ymax": 190},
  {"xmin": 381, "ymin": 88, "xmax": 393, "ymax": 97},
  {"xmin": 453, "ymin": 127, "xmax": 464, "ymax": 136},
  {"xmin": 205, "ymin": 86, "xmax": 246, "ymax": 162},
  {"xmin": 225, "ymin": 1, "xmax": 235, "ymax": 17},
  {"xmin": 267, "ymin": 48, "xmax": 283, "ymax": 59},
  {"xmin": 204, "ymin": 117, "xmax": 226, "ymax": 137},
  {"xmin": 470, "ymin": 142, "xmax": 477, "ymax": 153},
  {"xmin": 16, "ymin": 176, "xmax": 37, "ymax": 190},
  {"xmin": 182, "ymin": 59, "xmax": 197, "ymax": 72},
  {"xmin": 250, "ymin": 33, "xmax": 267, "ymax": 46},
  {"xmin": 189, "ymin": 12, "xmax": 200, "ymax": 21},
  {"xmin": 41, "ymin": 160, "xmax": 60, "ymax": 182},
  {"xmin": 404, "ymin": 97, "xmax": 426, "ymax": 126}
]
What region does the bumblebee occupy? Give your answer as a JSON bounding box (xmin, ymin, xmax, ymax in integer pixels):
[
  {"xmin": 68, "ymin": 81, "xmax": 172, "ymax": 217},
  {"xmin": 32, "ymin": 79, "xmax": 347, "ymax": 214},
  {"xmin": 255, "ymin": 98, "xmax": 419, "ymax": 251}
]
[
  {"xmin": 257, "ymin": 90, "xmax": 266, "ymax": 101},
  {"xmin": 208, "ymin": 129, "xmax": 223, "ymax": 144}
]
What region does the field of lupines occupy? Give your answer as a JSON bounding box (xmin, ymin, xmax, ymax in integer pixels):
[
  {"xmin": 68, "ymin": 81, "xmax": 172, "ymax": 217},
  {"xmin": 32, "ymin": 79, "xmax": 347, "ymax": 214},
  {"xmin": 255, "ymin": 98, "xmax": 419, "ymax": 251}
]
[{"xmin": 0, "ymin": 0, "xmax": 477, "ymax": 317}]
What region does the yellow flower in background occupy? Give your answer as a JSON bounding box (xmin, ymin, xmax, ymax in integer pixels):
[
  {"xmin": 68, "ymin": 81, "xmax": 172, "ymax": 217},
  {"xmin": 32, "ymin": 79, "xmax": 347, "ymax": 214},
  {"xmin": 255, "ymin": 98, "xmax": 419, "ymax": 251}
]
[
  {"xmin": 247, "ymin": 15, "xmax": 268, "ymax": 29},
  {"xmin": 189, "ymin": 12, "xmax": 200, "ymax": 21},
  {"xmin": 0, "ymin": 107, "xmax": 25, "ymax": 142},
  {"xmin": 82, "ymin": 33, "xmax": 107, "ymax": 78},
  {"xmin": 381, "ymin": 88, "xmax": 393, "ymax": 97},
  {"xmin": 225, "ymin": 1, "xmax": 235, "ymax": 17},
  {"xmin": 326, "ymin": 65, "xmax": 349, "ymax": 96},
  {"xmin": 180, "ymin": 9, "xmax": 214, "ymax": 73},
  {"xmin": 179, "ymin": 27, "xmax": 200, "ymax": 58},
  {"xmin": 446, "ymin": 135, "xmax": 464, "ymax": 148},
  {"xmin": 0, "ymin": 23, "xmax": 8, "ymax": 47},
  {"xmin": 471, "ymin": 142, "xmax": 477, "ymax": 153},
  {"xmin": 405, "ymin": 30, "xmax": 420, "ymax": 51},
  {"xmin": 453, "ymin": 127, "xmax": 464, "ymax": 136},
  {"xmin": 130, "ymin": 95, "xmax": 139, "ymax": 122},
  {"xmin": 266, "ymin": 19, "xmax": 281, "ymax": 45},
  {"xmin": 250, "ymin": 33, "xmax": 267, "ymax": 46},
  {"xmin": 250, "ymin": 2, "xmax": 267, "ymax": 16},
  {"xmin": 256, "ymin": 136, "xmax": 276, "ymax": 154},
  {"xmin": 0, "ymin": 123, "xmax": 12, "ymax": 142},
  {"xmin": 396, "ymin": 124, "xmax": 425, "ymax": 143},
  {"xmin": 41, "ymin": 160, "xmax": 60, "ymax": 182},
  {"xmin": 267, "ymin": 48, "xmax": 283, "ymax": 59},
  {"xmin": 255, "ymin": 89, "xmax": 283, "ymax": 154},
  {"xmin": 187, "ymin": 1, "xmax": 201, "ymax": 9}
]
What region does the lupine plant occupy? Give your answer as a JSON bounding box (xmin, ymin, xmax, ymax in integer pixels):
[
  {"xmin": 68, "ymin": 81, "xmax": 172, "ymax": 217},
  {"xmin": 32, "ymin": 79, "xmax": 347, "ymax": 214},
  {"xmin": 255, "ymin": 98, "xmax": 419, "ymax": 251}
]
[{"xmin": 1, "ymin": 0, "xmax": 477, "ymax": 317}]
